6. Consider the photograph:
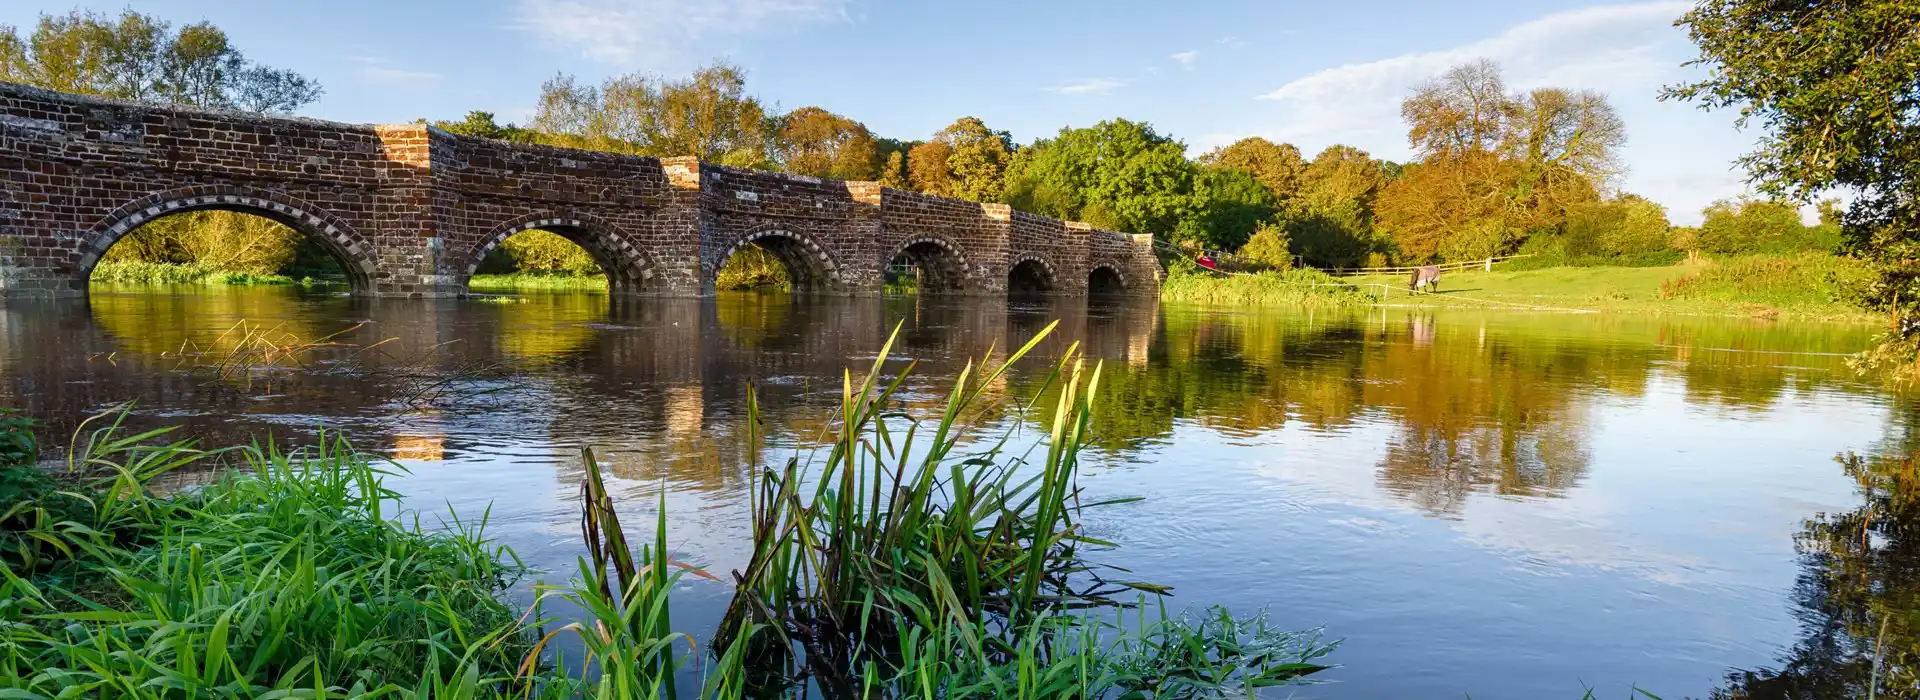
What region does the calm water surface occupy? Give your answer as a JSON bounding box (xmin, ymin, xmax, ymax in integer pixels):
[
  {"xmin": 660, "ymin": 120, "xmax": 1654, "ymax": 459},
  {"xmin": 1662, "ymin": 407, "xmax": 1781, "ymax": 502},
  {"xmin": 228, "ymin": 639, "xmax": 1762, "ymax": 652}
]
[{"xmin": 1, "ymin": 286, "xmax": 1907, "ymax": 698}]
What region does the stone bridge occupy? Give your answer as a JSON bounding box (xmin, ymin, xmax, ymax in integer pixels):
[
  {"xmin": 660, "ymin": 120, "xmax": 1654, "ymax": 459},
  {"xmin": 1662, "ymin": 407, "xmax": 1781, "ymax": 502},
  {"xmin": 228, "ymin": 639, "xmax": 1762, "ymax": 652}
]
[{"xmin": 0, "ymin": 83, "xmax": 1160, "ymax": 298}]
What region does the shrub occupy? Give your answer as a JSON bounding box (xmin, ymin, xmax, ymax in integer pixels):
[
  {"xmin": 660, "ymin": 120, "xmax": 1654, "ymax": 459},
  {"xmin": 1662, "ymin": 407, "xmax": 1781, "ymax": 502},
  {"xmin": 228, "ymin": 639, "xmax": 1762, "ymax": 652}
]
[{"xmin": 1239, "ymin": 222, "xmax": 1294, "ymax": 269}]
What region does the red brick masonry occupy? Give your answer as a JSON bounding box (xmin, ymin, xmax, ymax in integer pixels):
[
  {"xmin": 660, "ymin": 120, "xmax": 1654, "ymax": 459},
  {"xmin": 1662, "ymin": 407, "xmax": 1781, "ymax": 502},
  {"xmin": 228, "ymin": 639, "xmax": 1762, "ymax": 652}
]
[{"xmin": 0, "ymin": 83, "xmax": 1160, "ymax": 297}]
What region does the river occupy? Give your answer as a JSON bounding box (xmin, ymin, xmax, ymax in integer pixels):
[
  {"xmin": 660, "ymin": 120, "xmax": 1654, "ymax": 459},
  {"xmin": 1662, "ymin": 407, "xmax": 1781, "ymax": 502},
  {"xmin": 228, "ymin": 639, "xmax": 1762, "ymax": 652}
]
[{"xmin": 1, "ymin": 285, "xmax": 1906, "ymax": 698}]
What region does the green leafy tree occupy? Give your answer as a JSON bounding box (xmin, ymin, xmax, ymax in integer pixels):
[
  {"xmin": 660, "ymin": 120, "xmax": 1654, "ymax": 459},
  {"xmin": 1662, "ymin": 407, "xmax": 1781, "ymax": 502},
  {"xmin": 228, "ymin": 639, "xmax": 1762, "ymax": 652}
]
[
  {"xmin": 1238, "ymin": 222, "xmax": 1293, "ymax": 269},
  {"xmin": 1282, "ymin": 145, "xmax": 1394, "ymax": 267},
  {"xmin": 1664, "ymin": 0, "xmax": 1919, "ymax": 335},
  {"xmin": 1187, "ymin": 166, "xmax": 1278, "ymax": 250},
  {"xmin": 0, "ymin": 9, "xmax": 320, "ymax": 113},
  {"xmin": 433, "ymin": 111, "xmax": 537, "ymax": 143},
  {"xmin": 1002, "ymin": 119, "xmax": 1198, "ymax": 240},
  {"xmin": 1693, "ymin": 198, "xmax": 1838, "ymax": 256}
]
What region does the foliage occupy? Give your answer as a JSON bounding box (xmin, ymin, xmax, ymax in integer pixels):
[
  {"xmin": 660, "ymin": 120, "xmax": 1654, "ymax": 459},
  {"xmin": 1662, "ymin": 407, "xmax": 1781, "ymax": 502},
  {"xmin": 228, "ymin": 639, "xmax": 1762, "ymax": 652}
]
[
  {"xmin": 102, "ymin": 210, "xmax": 305, "ymax": 275},
  {"xmin": 1379, "ymin": 60, "xmax": 1621, "ymax": 262},
  {"xmin": 1187, "ymin": 166, "xmax": 1280, "ymax": 250},
  {"xmin": 0, "ymin": 9, "xmax": 321, "ymax": 113},
  {"xmin": 1197, "ymin": 137, "xmax": 1307, "ymax": 203},
  {"xmin": 774, "ymin": 106, "xmax": 879, "ymax": 180},
  {"xmin": 467, "ymin": 272, "xmax": 608, "ymax": 292},
  {"xmin": 1238, "ymin": 222, "xmax": 1294, "ymax": 270},
  {"xmin": 433, "ymin": 110, "xmax": 538, "ymax": 143},
  {"xmin": 1665, "ymin": 0, "xmax": 1920, "ymax": 341},
  {"xmin": 1687, "ymin": 198, "xmax": 1842, "ymax": 256},
  {"xmin": 532, "ymin": 61, "xmax": 774, "ymax": 167},
  {"xmin": 715, "ymin": 244, "xmax": 791, "ymax": 291},
  {"xmin": 89, "ymin": 260, "xmax": 297, "ymax": 286},
  {"xmin": 907, "ymin": 117, "xmax": 1012, "ymax": 202},
  {"xmin": 1003, "ymin": 118, "xmax": 1200, "ymax": 241},
  {"xmin": 1658, "ymin": 253, "xmax": 1873, "ymax": 313},
  {"xmin": 1158, "ymin": 265, "xmax": 1375, "ymax": 308},
  {"xmin": 497, "ymin": 229, "xmax": 601, "ymax": 275}
]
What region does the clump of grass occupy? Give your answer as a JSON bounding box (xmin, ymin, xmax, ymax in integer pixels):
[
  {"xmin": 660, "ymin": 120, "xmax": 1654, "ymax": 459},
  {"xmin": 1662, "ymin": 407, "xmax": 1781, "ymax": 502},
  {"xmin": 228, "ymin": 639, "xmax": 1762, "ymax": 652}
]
[
  {"xmin": 1658, "ymin": 253, "xmax": 1871, "ymax": 313},
  {"xmin": 1159, "ymin": 266, "xmax": 1378, "ymax": 308},
  {"xmin": 89, "ymin": 260, "xmax": 299, "ymax": 286},
  {"xmin": 468, "ymin": 272, "xmax": 609, "ymax": 292}
]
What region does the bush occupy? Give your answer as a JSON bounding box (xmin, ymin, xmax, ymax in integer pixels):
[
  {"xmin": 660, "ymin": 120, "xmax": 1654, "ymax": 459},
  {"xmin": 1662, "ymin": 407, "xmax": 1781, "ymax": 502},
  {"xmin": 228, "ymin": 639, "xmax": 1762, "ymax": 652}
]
[
  {"xmin": 1693, "ymin": 199, "xmax": 1842, "ymax": 255},
  {"xmin": 498, "ymin": 229, "xmax": 600, "ymax": 275},
  {"xmin": 1160, "ymin": 264, "xmax": 1374, "ymax": 307},
  {"xmin": 1658, "ymin": 252, "xmax": 1872, "ymax": 311},
  {"xmin": 1239, "ymin": 222, "xmax": 1294, "ymax": 269},
  {"xmin": 90, "ymin": 260, "xmax": 296, "ymax": 285},
  {"xmin": 101, "ymin": 211, "xmax": 302, "ymax": 275},
  {"xmin": 715, "ymin": 244, "xmax": 792, "ymax": 290}
]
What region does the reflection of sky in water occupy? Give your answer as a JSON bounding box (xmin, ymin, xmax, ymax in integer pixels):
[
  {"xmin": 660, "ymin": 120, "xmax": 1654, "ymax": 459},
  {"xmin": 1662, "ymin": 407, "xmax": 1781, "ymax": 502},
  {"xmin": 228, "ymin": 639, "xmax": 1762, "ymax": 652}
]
[{"xmin": 0, "ymin": 289, "xmax": 1902, "ymax": 699}]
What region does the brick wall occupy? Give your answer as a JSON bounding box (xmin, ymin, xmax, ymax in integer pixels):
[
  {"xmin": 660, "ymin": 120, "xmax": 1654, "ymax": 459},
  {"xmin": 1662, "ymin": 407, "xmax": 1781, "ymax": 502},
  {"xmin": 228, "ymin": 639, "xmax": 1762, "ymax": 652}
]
[{"xmin": 0, "ymin": 82, "xmax": 1159, "ymax": 298}]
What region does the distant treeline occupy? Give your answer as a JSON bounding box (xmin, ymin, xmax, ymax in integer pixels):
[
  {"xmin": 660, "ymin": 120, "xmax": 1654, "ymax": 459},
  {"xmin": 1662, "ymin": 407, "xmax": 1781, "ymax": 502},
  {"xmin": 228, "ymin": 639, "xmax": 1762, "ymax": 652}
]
[{"xmin": 2, "ymin": 8, "xmax": 1846, "ymax": 280}]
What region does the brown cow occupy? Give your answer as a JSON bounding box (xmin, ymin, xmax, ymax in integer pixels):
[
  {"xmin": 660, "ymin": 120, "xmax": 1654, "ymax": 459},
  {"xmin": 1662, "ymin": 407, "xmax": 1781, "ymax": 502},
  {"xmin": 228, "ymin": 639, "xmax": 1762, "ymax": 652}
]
[{"xmin": 1409, "ymin": 265, "xmax": 1441, "ymax": 293}]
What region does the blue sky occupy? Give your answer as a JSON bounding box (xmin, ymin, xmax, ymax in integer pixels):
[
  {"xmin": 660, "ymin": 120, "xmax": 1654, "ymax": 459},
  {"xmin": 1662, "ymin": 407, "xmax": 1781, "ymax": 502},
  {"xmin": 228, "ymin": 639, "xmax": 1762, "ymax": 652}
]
[{"xmin": 2, "ymin": 1, "xmax": 1762, "ymax": 224}]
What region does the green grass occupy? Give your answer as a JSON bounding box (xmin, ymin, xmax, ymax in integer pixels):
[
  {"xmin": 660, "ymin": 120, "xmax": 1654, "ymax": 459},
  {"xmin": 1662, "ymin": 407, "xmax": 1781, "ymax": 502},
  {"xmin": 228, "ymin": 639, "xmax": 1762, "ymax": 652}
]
[
  {"xmin": 89, "ymin": 260, "xmax": 302, "ymax": 286},
  {"xmin": 468, "ymin": 272, "xmax": 608, "ymax": 292},
  {"xmin": 0, "ymin": 330, "xmax": 1340, "ymax": 698},
  {"xmin": 1346, "ymin": 254, "xmax": 1876, "ymax": 321},
  {"xmin": 1159, "ymin": 266, "xmax": 1379, "ymax": 308}
]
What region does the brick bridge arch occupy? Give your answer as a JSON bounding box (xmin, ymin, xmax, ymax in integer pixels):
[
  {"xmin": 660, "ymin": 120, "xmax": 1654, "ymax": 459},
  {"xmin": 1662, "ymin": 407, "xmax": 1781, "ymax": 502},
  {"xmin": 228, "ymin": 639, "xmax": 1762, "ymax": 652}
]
[
  {"xmin": 79, "ymin": 186, "xmax": 377, "ymax": 292},
  {"xmin": 709, "ymin": 227, "xmax": 845, "ymax": 292},
  {"xmin": 1006, "ymin": 254, "xmax": 1059, "ymax": 293},
  {"xmin": 886, "ymin": 235, "xmax": 972, "ymax": 293},
  {"xmin": 464, "ymin": 212, "xmax": 658, "ymax": 293}
]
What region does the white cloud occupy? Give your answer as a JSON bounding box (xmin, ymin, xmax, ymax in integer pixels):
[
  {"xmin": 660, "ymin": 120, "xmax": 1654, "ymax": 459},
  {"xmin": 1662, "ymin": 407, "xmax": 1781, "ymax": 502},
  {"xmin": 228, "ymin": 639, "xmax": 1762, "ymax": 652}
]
[
  {"xmin": 1171, "ymin": 50, "xmax": 1199, "ymax": 69},
  {"xmin": 348, "ymin": 56, "xmax": 442, "ymax": 88},
  {"xmin": 514, "ymin": 0, "xmax": 852, "ymax": 65},
  {"xmin": 1256, "ymin": 2, "xmax": 1689, "ymax": 145},
  {"xmin": 1049, "ymin": 77, "xmax": 1127, "ymax": 96}
]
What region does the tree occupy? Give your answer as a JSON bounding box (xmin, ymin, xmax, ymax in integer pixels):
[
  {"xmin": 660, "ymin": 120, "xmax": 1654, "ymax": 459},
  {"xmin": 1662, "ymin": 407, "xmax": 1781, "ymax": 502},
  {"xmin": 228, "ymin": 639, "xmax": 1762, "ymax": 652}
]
[
  {"xmin": 1188, "ymin": 166, "xmax": 1279, "ymax": 250},
  {"xmin": 1403, "ymin": 59, "xmax": 1510, "ymax": 159},
  {"xmin": 1663, "ymin": 0, "xmax": 1920, "ymax": 335},
  {"xmin": 776, "ymin": 107, "xmax": 879, "ymax": 180},
  {"xmin": 433, "ymin": 111, "xmax": 537, "ymax": 143},
  {"xmin": 0, "ymin": 9, "xmax": 320, "ymax": 113},
  {"xmin": 1238, "ymin": 222, "xmax": 1293, "ymax": 270},
  {"xmin": 1000, "ymin": 119, "xmax": 1200, "ymax": 240},
  {"xmin": 907, "ymin": 117, "xmax": 1012, "ymax": 202},
  {"xmin": 1693, "ymin": 198, "xmax": 1837, "ymax": 256},
  {"xmin": 906, "ymin": 139, "xmax": 955, "ymax": 196},
  {"xmin": 1198, "ymin": 137, "xmax": 1307, "ymax": 203},
  {"xmin": 531, "ymin": 62, "xmax": 774, "ymax": 166}
]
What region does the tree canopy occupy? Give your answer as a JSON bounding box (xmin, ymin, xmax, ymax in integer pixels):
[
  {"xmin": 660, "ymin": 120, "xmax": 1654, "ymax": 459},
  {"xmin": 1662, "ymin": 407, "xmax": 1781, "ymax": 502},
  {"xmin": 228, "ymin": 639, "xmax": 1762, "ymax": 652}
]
[
  {"xmin": 1665, "ymin": 0, "xmax": 1920, "ymax": 332},
  {"xmin": 532, "ymin": 62, "xmax": 774, "ymax": 167},
  {"xmin": 0, "ymin": 9, "xmax": 320, "ymax": 113}
]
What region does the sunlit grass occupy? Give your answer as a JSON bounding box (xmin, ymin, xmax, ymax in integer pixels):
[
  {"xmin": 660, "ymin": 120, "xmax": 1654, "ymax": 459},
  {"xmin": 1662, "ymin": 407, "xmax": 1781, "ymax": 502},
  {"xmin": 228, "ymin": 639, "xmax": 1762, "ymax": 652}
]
[
  {"xmin": 90, "ymin": 260, "xmax": 303, "ymax": 286},
  {"xmin": 468, "ymin": 272, "xmax": 608, "ymax": 292}
]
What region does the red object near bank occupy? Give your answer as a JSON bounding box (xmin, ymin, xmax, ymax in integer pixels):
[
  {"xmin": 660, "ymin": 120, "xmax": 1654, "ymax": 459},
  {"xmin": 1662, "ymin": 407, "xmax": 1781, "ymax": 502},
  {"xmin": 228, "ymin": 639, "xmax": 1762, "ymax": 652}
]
[{"xmin": 1197, "ymin": 254, "xmax": 1218, "ymax": 270}]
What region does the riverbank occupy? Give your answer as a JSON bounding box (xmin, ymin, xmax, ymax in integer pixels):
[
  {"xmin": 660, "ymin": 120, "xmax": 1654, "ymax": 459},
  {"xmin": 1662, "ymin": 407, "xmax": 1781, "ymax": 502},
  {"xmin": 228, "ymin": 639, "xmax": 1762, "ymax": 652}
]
[
  {"xmin": 1160, "ymin": 254, "xmax": 1878, "ymax": 323},
  {"xmin": 468, "ymin": 271, "xmax": 609, "ymax": 292},
  {"xmin": 0, "ymin": 332, "xmax": 1337, "ymax": 697},
  {"xmin": 89, "ymin": 260, "xmax": 304, "ymax": 286}
]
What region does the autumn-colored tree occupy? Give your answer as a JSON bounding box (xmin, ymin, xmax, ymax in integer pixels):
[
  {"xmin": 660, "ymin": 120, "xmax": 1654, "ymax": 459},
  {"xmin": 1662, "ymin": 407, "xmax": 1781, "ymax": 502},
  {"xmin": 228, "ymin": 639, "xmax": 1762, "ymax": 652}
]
[
  {"xmin": 532, "ymin": 62, "xmax": 773, "ymax": 167},
  {"xmin": 1198, "ymin": 137, "xmax": 1307, "ymax": 203},
  {"xmin": 776, "ymin": 106, "xmax": 880, "ymax": 180},
  {"xmin": 1381, "ymin": 60, "xmax": 1623, "ymax": 262},
  {"xmin": 906, "ymin": 139, "xmax": 955, "ymax": 196},
  {"xmin": 909, "ymin": 117, "xmax": 1012, "ymax": 202}
]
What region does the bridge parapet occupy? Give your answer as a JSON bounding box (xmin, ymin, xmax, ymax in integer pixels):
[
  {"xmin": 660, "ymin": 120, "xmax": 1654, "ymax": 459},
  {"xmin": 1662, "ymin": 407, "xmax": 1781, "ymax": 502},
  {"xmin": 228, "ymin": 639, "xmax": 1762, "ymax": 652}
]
[{"xmin": 0, "ymin": 82, "xmax": 1160, "ymax": 298}]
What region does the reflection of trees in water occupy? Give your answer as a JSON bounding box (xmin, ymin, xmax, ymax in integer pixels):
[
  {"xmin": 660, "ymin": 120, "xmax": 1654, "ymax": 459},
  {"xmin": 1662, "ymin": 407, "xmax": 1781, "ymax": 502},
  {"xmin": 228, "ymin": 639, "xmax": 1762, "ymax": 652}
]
[
  {"xmin": 1714, "ymin": 402, "xmax": 1920, "ymax": 699},
  {"xmin": 1376, "ymin": 413, "xmax": 1591, "ymax": 515}
]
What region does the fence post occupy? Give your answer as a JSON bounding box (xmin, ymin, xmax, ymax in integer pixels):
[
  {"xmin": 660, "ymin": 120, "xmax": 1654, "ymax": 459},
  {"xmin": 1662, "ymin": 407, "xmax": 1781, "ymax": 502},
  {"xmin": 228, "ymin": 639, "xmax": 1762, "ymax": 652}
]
[{"xmin": 1485, "ymin": 257, "xmax": 1492, "ymax": 272}]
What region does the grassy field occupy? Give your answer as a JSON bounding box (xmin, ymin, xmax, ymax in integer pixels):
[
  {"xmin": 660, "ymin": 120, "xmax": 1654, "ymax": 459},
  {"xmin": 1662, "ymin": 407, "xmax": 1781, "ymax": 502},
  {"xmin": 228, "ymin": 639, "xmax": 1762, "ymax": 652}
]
[
  {"xmin": 467, "ymin": 272, "xmax": 608, "ymax": 292},
  {"xmin": 1340, "ymin": 254, "xmax": 1877, "ymax": 322}
]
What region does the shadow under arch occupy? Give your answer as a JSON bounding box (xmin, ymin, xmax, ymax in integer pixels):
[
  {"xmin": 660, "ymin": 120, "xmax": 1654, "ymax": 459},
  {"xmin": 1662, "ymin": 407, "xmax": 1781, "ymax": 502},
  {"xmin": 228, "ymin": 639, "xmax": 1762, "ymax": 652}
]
[
  {"xmin": 1088, "ymin": 263, "xmax": 1128, "ymax": 298},
  {"xmin": 79, "ymin": 186, "xmax": 377, "ymax": 293},
  {"xmin": 464, "ymin": 213, "xmax": 658, "ymax": 293},
  {"xmin": 711, "ymin": 228, "xmax": 845, "ymax": 293},
  {"xmin": 886, "ymin": 236, "xmax": 971, "ymax": 293},
  {"xmin": 1007, "ymin": 255, "xmax": 1057, "ymax": 297}
]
